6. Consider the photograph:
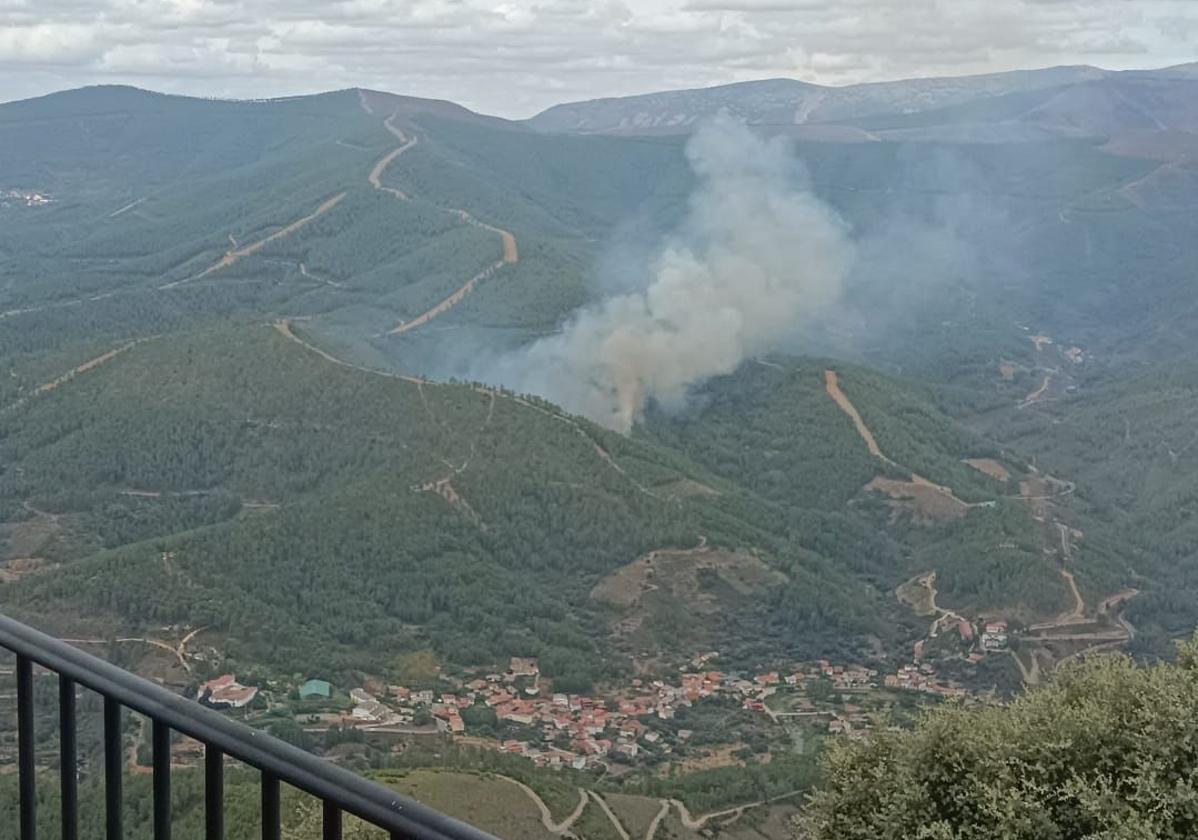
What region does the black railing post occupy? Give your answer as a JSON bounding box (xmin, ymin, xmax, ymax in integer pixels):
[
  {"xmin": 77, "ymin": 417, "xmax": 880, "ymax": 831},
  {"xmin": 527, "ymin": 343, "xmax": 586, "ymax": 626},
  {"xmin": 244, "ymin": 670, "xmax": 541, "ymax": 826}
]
[
  {"xmin": 324, "ymin": 801, "xmax": 343, "ymax": 840},
  {"xmin": 17, "ymin": 654, "xmax": 36, "ymax": 840},
  {"xmin": 104, "ymin": 696, "xmax": 123, "ymax": 840},
  {"xmin": 206, "ymin": 744, "xmax": 224, "ymax": 840},
  {"xmin": 60, "ymin": 675, "xmax": 78, "ymax": 840},
  {"xmin": 0, "ymin": 613, "xmax": 500, "ymax": 840},
  {"xmin": 262, "ymin": 771, "xmax": 281, "ymax": 840},
  {"xmin": 153, "ymin": 719, "xmax": 172, "ymax": 839}
]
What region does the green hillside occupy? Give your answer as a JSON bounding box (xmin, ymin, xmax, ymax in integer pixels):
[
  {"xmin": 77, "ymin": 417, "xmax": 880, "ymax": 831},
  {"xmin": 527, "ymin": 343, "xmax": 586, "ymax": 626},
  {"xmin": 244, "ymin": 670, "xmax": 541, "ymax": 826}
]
[
  {"xmin": 0, "ymin": 317, "xmax": 1111, "ymax": 687},
  {"xmin": 2, "ymin": 81, "xmax": 1197, "ymax": 690}
]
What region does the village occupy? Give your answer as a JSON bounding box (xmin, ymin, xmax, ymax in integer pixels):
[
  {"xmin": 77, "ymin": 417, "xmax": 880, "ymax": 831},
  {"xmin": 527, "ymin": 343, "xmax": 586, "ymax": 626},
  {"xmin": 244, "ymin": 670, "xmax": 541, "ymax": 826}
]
[
  {"xmin": 0, "ymin": 188, "xmax": 52, "ymax": 208},
  {"xmin": 196, "ymin": 632, "xmax": 1007, "ymax": 774}
]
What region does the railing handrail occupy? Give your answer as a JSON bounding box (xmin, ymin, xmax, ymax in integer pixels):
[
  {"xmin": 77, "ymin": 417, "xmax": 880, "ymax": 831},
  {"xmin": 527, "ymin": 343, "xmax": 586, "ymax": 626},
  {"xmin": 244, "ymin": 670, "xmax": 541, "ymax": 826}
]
[{"xmin": 0, "ymin": 612, "xmax": 499, "ymax": 840}]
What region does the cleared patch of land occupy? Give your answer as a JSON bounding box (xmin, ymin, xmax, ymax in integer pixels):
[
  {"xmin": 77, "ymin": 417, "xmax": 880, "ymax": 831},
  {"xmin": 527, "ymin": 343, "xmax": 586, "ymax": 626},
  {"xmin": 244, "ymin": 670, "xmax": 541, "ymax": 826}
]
[
  {"xmin": 964, "ymin": 458, "xmax": 1011, "ymax": 482},
  {"xmin": 824, "ymin": 370, "xmax": 894, "ymax": 466},
  {"xmin": 593, "ymin": 540, "xmax": 785, "ymax": 654},
  {"xmin": 660, "ymin": 743, "xmax": 748, "ymax": 775},
  {"xmin": 605, "ymin": 794, "xmax": 670, "ymax": 840},
  {"xmin": 896, "ymin": 571, "xmax": 938, "ymax": 617},
  {"xmin": 591, "ymin": 542, "xmax": 782, "ymax": 611},
  {"xmin": 865, "ymin": 476, "xmax": 968, "ymax": 522},
  {"xmin": 373, "ymin": 769, "xmax": 557, "ymax": 840}
]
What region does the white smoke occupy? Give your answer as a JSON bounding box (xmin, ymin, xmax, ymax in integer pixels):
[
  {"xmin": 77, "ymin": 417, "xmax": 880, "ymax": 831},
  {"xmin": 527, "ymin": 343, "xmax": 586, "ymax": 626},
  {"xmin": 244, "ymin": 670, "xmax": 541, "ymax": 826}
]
[{"xmin": 494, "ymin": 113, "xmax": 854, "ymax": 432}]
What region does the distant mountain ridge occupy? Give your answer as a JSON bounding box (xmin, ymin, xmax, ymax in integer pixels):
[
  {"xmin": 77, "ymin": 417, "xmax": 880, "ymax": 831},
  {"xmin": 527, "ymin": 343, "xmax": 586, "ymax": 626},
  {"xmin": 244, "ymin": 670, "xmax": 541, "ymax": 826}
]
[{"xmin": 525, "ymin": 64, "xmax": 1198, "ymax": 134}]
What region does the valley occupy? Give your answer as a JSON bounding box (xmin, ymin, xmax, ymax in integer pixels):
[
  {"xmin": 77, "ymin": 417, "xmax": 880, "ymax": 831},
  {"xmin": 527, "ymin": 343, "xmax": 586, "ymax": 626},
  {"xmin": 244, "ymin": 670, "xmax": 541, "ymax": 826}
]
[{"xmin": 1, "ymin": 66, "xmax": 1197, "ymax": 836}]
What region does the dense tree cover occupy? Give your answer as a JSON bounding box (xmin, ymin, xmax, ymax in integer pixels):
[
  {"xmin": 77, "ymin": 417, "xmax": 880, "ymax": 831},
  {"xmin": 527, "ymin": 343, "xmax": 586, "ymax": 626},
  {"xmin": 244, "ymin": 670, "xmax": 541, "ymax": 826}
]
[
  {"xmin": 803, "ymin": 642, "xmax": 1198, "ymax": 839},
  {"xmin": 643, "ymin": 359, "xmax": 1062, "ymax": 630},
  {"xmin": 907, "ymin": 502, "xmax": 1065, "ymax": 617},
  {"xmin": 830, "ymin": 368, "xmax": 1002, "ymax": 504},
  {"xmin": 3, "ymin": 83, "xmax": 1196, "ymax": 696},
  {"xmin": 0, "ymin": 317, "xmax": 1091, "ymax": 681},
  {"xmin": 644, "ymin": 362, "xmax": 880, "ymax": 511},
  {"xmin": 987, "ymin": 358, "xmax": 1198, "ymax": 654},
  {"xmin": 0, "ymin": 326, "xmax": 706, "ymax": 685}
]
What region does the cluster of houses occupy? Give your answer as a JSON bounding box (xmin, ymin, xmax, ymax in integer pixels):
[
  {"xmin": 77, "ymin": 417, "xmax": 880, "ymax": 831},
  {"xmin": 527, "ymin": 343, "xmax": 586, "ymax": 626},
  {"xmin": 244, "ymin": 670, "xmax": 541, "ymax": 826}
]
[
  {"xmin": 193, "ymin": 648, "xmax": 990, "ymax": 769},
  {"xmin": 884, "ymin": 664, "xmax": 968, "ymax": 697},
  {"xmin": 1, "ymin": 189, "xmax": 52, "ymax": 208},
  {"xmin": 356, "ymin": 655, "xmax": 975, "ymax": 762},
  {"xmin": 920, "ymin": 613, "xmax": 1012, "ymax": 664}
]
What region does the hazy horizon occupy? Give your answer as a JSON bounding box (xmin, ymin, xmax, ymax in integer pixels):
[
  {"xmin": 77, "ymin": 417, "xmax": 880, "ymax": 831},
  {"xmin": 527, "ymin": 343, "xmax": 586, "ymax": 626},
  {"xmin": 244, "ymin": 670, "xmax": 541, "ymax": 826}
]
[
  {"xmin": 2, "ymin": 57, "xmax": 1193, "ymax": 119},
  {"xmin": 4, "ymin": 0, "xmax": 1197, "ymax": 119}
]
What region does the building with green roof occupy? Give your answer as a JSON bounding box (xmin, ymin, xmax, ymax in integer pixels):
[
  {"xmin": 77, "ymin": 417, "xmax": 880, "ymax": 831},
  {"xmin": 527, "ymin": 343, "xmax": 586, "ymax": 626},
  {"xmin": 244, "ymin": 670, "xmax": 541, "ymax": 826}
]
[{"xmin": 299, "ymin": 678, "xmax": 331, "ymax": 700}]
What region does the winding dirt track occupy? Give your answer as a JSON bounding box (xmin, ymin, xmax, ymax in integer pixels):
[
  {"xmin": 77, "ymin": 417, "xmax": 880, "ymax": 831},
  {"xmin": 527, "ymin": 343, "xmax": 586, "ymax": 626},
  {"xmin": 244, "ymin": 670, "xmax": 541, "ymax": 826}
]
[
  {"xmin": 368, "ymin": 115, "xmax": 418, "ymax": 200},
  {"xmin": 643, "ymin": 801, "xmax": 670, "ymax": 840},
  {"xmin": 273, "ymin": 319, "xmax": 425, "ymax": 385},
  {"xmin": 160, "ymin": 192, "xmax": 347, "ymax": 289},
  {"xmin": 670, "ymin": 790, "xmax": 803, "ymax": 830},
  {"xmin": 355, "ymin": 97, "xmax": 520, "ymax": 336},
  {"xmin": 60, "ymin": 632, "xmax": 200, "ymax": 673},
  {"xmin": 275, "ymin": 318, "xmax": 657, "ymax": 503},
  {"xmin": 496, "ymin": 776, "xmax": 588, "ymax": 835},
  {"xmin": 591, "ymin": 792, "xmax": 632, "ymax": 840}
]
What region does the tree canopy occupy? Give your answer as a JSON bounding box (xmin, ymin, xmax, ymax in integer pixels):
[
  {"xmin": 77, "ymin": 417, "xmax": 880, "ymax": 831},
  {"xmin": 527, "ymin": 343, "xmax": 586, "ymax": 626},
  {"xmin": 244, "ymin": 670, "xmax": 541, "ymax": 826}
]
[{"xmin": 803, "ymin": 642, "xmax": 1198, "ymax": 839}]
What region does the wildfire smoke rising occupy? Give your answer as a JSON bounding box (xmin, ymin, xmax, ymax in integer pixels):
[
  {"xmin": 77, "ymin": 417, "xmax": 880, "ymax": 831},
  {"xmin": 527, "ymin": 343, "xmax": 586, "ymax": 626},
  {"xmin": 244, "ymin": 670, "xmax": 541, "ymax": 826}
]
[{"xmin": 496, "ymin": 114, "xmax": 853, "ymax": 432}]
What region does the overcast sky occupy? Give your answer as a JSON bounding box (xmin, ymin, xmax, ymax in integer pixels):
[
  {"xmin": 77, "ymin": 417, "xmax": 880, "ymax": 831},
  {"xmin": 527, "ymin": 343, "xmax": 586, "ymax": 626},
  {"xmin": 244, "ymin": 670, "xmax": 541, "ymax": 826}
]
[{"xmin": 2, "ymin": 0, "xmax": 1195, "ymax": 118}]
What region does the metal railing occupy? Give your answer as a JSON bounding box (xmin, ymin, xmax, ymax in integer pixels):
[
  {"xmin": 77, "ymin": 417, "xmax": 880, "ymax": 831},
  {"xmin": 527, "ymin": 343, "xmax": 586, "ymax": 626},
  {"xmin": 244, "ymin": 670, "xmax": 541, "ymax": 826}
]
[{"xmin": 0, "ymin": 612, "xmax": 500, "ymax": 840}]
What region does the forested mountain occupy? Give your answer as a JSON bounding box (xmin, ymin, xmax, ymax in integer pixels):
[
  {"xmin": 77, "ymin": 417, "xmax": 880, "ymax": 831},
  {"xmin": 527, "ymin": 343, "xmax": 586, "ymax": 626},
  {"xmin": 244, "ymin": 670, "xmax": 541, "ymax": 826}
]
[
  {"xmin": 1, "ymin": 69, "xmax": 1197, "ymax": 692},
  {"xmin": 0, "ymin": 320, "xmax": 1047, "ymax": 684}
]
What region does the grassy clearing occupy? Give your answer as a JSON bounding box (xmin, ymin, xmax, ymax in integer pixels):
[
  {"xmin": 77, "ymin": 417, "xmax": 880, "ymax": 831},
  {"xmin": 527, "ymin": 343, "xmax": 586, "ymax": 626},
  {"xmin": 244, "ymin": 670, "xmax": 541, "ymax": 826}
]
[
  {"xmin": 605, "ymin": 793, "xmax": 668, "ymax": 838},
  {"xmin": 372, "ymin": 769, "xmax": 556, "ymax": 840}
]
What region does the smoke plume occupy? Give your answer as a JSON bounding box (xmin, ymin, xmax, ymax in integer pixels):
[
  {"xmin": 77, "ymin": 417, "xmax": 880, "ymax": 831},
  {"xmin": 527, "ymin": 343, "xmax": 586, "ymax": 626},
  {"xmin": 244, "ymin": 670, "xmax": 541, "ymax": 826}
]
[{"xmin": 493, "ymin": 113, "xmax": 853, "ymax": 432}]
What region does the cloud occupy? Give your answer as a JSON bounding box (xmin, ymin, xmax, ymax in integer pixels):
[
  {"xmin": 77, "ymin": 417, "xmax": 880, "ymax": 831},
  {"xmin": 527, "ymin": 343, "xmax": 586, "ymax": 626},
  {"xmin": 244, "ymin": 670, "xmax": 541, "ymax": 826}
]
[{"xmin": 0, "ymin": 0, "xmax": 1193, "ymax": 116}]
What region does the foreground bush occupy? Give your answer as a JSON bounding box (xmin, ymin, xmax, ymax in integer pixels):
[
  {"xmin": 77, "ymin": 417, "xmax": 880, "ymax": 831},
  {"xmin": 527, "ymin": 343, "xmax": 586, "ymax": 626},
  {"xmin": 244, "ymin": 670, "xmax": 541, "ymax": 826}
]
[{"xmin": 803, "ymin": 642, "xmax": 1198, "ymax": 839}]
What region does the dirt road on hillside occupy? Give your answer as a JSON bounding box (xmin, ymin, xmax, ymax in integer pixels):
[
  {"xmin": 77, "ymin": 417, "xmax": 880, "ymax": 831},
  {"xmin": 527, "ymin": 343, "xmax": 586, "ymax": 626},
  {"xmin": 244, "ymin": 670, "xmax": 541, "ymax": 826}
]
[
  {"xmin": 368, "ymin": 116, "xmax": 418, "ymax": 200},
  {"xmin": 273, "ymin": 320, "xmax": 426, "ymax": 385},
  {"xmin": 670, "ymin": 791, "xmax": 803, "ymax": 830},
  {"xmin": 355, "ymin": 98, "xmax": 521, "ymax": 336},
  {"xmin": 2, "ymin": 339, "xmax": 146, "ymax": 414},
  {"xmin": 591, "ymin": 793, "xmax": 632, "ymax": 840},
  {"xmin": 824, "ymin": 370, "xmax": 895, "ymax": 466},
  {"xmin": 161, "ymin": 192, "xmax": 346, "ymax": 289},
  {"xmin": 496, "ymin": 776, "xmax": 588, "ymax": 835},
  {"xmin": 275, "ymin": 317, "xmax": 653, "ymax": 499},
  {"xmin": 826, "ymin": 369, "xmax": 973, "ymax": 516},
  {"xmin": 61, "ymin": 632, "xmax": 198, "ymax": 673}
]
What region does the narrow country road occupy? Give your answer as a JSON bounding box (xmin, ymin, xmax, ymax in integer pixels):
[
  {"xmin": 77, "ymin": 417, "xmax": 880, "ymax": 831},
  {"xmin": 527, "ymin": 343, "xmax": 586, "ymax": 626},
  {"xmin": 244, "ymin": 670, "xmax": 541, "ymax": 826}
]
[
  {"xmin": 495, "ymin": 776, "xmax": 587, "ymax": 836},
  {"xmin": 590, "ymin": 792, "xmax": 632, "ymax": 840},
  {"xmin": 670, "ymin": 790, "xmax": 803, "ymax": 830},
  {"xmin": 161, "ymin": 192, "xmax": 347, "ymax": 289},
  {"xmin": 644, "ymin": 801, "xmax": 669, "ymax": 840},
  {"xmin": 273, "ymin": 320, "xmax": 425, "ymax": 385}
]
